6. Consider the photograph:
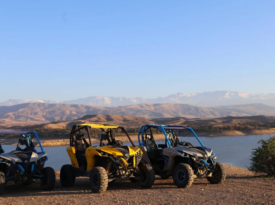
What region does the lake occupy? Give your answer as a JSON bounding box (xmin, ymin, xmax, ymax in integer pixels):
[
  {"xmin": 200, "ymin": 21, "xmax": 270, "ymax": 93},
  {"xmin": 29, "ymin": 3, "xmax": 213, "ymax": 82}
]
[{"xmin": 2, "ymin": 134, "xmax": 274, "ymax": 171}]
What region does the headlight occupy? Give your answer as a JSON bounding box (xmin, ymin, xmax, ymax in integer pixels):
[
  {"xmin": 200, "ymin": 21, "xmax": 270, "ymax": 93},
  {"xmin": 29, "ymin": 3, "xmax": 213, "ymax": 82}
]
[
  {"xmin": 0, "ymin": 157, "xmax": 9, "ymax": 163},
  {"xmin": 136, "ymin": 150, "xmax": 142, "ymax": 156},
  {"xmin": 211, "ymin": 153, "xmax": 217, "ymax": 161},
  {"xmin": 97, "ymin": 150, "xmax": 105, "ymax": 155},
  {"xmin": 97, "ymin": 150, "xmax": 111, "ymax": 156}
]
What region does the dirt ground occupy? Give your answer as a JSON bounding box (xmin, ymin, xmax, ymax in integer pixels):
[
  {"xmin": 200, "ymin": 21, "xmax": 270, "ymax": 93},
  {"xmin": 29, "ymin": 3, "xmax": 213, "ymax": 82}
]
[{"xmin": 0, "ymin": 165, "xmax": 274, "ymax": 205}]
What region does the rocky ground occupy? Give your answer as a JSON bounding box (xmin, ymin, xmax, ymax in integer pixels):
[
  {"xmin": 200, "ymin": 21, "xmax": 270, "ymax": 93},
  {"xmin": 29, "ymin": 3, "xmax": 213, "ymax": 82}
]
[{"xmin": 0, "ymin": 165, "xmax": 274, "ymax": 205}]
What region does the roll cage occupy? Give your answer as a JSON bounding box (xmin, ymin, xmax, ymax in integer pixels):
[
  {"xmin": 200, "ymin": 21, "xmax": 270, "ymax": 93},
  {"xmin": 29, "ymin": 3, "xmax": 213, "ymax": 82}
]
[
  {"xmin": 138, "ymin": 125, "xmax": 205, "ymax": 148},
  {"xmin": 0, "ymin": 129, "xmax": 45, "ymax": 154},
  {"xmin": 70, "ymin": 124, "xmax": 135, "ymax": 147}
]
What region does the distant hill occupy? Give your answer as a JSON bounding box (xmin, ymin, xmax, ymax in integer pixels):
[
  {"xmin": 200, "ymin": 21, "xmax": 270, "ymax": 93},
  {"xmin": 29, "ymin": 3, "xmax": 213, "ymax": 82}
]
[
  {"xmin": 1, "ymin": 91, "xmax": 275, "ymax": 107},
  {"xmin": 27, "ymin": 114, "xmax": 154, "ymax": 129},
  {"xmin": 1, "ymin": 102, "xmax": 275, "ymax": 127},
  {"xmin": 154, "ymin": 115, "xmax": 275, "ymax": 127},
  {"xmin": 216, "ymin": 103, "xmax": 275, "ymax": 116},
  {"xmin": 17, "ymin": 114, "xmax": 275, "ymax": 131}
]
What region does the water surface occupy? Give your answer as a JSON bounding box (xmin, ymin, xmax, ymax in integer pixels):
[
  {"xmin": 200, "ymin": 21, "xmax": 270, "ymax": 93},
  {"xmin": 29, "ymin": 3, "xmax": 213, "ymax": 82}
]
[{"xmin": 2, "ymin": 134, "xmax": 274, "ymax": 171}]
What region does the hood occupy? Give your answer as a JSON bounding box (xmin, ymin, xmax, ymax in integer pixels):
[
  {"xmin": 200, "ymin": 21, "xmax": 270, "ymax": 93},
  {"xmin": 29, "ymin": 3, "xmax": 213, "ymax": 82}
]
[
  {"xmin": 174, "ymin": 146, "xmax": 213, "ymax": 158},
  {"xmin": 0, "ymin": 152, "xmax": 22, "ymax": 163},
  {"xmin": 96, "ymin": 146, "xmax": 124, "ymax": 157},
  {"xmin": 0, "ymin": 151, "xmax": 47, "ymax": 164}
]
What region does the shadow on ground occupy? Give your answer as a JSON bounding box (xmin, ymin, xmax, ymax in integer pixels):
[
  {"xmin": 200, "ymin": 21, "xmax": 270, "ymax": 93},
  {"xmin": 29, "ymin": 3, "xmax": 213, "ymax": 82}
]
[{"xmin": 2, "ymin": 176, "xmax": 216, "ymax": 197}]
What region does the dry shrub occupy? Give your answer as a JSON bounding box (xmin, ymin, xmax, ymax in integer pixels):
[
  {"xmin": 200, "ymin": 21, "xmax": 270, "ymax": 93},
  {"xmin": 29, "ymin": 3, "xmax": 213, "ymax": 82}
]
[{"xmin": 249, "ymin": 136, "xmax": 275, "ymax": 176}]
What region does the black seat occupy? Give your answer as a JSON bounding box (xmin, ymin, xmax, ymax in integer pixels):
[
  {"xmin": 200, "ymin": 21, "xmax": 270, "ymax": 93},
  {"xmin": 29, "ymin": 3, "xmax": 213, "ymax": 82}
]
[
  {"xmin": 158, "ymin": 144, "xmax": 167, "ymax": 149},
  {"xmin": 144, "ymin": 135, "xmax": 162, "ymax": 160},
  {"xmin": 16, "ymin": 138, "xmax": 37, "ymax": 153},
  {"xmin": 75, "ymin": 134, "xmax": 88, "ymax": 168}
]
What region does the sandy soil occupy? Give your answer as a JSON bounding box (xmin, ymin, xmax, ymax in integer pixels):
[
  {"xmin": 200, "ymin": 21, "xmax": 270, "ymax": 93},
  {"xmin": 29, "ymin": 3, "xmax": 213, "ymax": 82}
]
[{"xmin": 0, "ymin": 165, "xmax": 274, "ymax": 205}]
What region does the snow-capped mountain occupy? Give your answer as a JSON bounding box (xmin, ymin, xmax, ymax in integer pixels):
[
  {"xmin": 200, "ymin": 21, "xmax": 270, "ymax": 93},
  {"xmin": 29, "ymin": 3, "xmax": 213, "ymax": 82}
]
[
  {"xmin": 62, "ymin": 91, "xmax": 275, "ymax": 107},
  {"xmin": 157, "ymin": 91, "xmax": 275, "ymax": 107},
  {"xmin": 1, "ymin": 91, "xmax": 275, "ymax": 107},
  {"xmin": 62, "ymin": 96, "xmax": 148, "ymax": 106},
  {"xmin": 0, "ymin": 99, "xmax": 59, "ymax": 106}
]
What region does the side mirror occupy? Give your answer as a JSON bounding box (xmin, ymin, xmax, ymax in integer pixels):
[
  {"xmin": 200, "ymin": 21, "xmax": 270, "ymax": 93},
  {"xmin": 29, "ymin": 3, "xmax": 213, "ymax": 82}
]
[
  {"xmin": 0, "ymin": 144, "xmax": 4, "ymax": 153},
  {"xmin": 116, "ymin": 140, "xmax": 123, "ymax": 146}
]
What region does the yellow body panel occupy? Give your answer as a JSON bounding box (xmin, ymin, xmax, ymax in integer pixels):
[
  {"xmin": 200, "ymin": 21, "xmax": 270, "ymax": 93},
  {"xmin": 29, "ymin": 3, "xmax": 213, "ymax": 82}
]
[
  {"xmin": 128, "ymin": 146, "xmax": 142, "ymax": 155},
  {"xmin": 133, "ymin": 154, "xmax": 136, "ymax": 167},
  {"xmin": 68, "ymin": 145, "xmax": 142, "ymax": 171},
  {"xmin": 85, "ymin": 146, "xmax": 102, "ymax": 171},
  {"xmin": 130, "ymin": 146, "xmax": 142, "ymax": 167},
  {"xmin": 96, "ymin": 146, "xmax": 124, "ymax": 157},
  {"xmin": 66, "ymin": 147, "xmax": 79, "ymax": 168},
  {"xmin": 76, "ymin": 124, "xmax": 119, "ymax": 129}
]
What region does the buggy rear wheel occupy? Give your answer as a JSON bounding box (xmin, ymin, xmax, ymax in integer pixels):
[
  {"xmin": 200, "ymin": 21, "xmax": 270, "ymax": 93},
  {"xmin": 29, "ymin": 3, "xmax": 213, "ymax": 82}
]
[
  {"xmin": 207, "ymin": 162, "xmax": 226, "ymax": 184},
  {"xmin": 172, "ymin": 163, "xmax": 194, "ymax": 188},
  {"xmin": 138, "ymin": 164, "xmax": 155, "ymax": 189},
  {"xmin": 0, "ymin": 171, "xmax": 5, "ymax": 194},
  {"xmin": 40, "ymin": 167, "xmax": 55, "ymax": 191},
  {"xmin": 60, "ymin": 164, "xmax": 75, "ymax": 187},
  {"xmin": 90, "ymin": 167, "xmax": 108, "ymax": 193}
]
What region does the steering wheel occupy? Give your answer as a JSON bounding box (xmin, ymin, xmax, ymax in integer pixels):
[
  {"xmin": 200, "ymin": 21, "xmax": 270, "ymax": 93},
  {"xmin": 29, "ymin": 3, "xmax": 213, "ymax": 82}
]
[
  {"xmin": 116, "ymin": 140, "xmax": 123, "ymax": 147},
  {"xmin": 0, "ymin": 144, "xmax": 4, "ymax": 154},
  {"xmin": 180, "ymin": 141, "xmax": 193, "ymax": 147},
  {"xmin": 145, "ymin": 134, "xmax": 154, "ymax": 146},
  {"xmin": 167, "ymin": 133, "xmax": 176, "ymax": 146}
]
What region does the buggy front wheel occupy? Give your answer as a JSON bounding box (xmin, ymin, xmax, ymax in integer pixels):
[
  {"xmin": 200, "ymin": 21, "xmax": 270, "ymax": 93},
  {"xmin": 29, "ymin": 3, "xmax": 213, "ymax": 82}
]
[
  {"xmin": 172, "ymin": 163, "xmax": 194, "ymax": 188},
  {"xmin": 207, "ymin": 162, "xmax": 226, "ymax": 184},
  {"xmin": 138, "ymin": 164, "xmax": 155, "ymax": 189},
  {"xmin": 90, "ymin": 167, "xmax": 108, "ymax": 193},
  {"xmin": 40, "ymin": 167, "xmax": 56, "ymax": 190},
  {"xmin": 0, "ymin": 171, "xmax": 5, "ymax": 194},
  {"xmin": 60, "ymin": 164, "xmax": 75, "ymax": 187}
]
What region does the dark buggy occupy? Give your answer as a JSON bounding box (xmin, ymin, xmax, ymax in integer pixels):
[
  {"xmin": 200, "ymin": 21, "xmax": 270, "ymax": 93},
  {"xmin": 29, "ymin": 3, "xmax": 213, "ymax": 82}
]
[
  {"xmin": 138, "ymin": 125, "xmax": 226, "ymax": 188},
  {"xmin": 0, "ymin": 129, "xmax": 55, "ymax": 194}
]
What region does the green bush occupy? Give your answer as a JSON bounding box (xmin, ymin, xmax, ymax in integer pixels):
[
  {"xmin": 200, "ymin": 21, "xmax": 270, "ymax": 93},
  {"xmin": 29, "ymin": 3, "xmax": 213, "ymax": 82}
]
[{"xmin": 249, "ymin": 136, "xmax": 275, "ymax": 176}]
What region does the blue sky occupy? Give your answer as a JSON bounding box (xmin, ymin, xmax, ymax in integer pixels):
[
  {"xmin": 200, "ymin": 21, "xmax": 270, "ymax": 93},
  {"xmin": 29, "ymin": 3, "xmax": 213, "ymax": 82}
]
[{"xmin": 0, "ymin": 1, "xmax": 274, "ymax": 101}]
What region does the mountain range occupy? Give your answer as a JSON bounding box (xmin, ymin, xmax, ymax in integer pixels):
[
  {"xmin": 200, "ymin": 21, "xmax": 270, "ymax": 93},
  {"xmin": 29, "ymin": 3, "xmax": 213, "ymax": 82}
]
[
  {"xmin": 1, "ymin": 91, "xmax": 275, "ymax": 107},
  {"xmin": 1, "ymin": 102, "xmax": 275, "ymax": 127},
  {"xmin": 15, "ymin": 114, "xmax": 275, "ymax": 133}
]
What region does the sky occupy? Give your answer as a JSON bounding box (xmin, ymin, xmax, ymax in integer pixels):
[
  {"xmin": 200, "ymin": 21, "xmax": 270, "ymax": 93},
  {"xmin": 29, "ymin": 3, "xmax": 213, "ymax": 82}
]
[{"xmin": 0, "ymin": 0, "xmax": 274, "ymax": 102}]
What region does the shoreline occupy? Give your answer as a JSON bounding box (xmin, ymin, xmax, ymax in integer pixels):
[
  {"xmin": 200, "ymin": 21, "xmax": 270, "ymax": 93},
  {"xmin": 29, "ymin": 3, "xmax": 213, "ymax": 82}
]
[
  {"xmin": 0, "ymin": 129, "xmax": 275, "ymax": 147},
  {"xmin": 195, "ymin": 129, "xmax": 275, "ymax": 137}
]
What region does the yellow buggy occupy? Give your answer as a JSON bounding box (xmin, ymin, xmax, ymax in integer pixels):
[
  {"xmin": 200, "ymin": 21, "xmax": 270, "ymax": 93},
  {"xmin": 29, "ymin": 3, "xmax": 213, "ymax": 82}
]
[{"xmin": 60, "ymin": 124, "xmax": 155, "ymax": 193}]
